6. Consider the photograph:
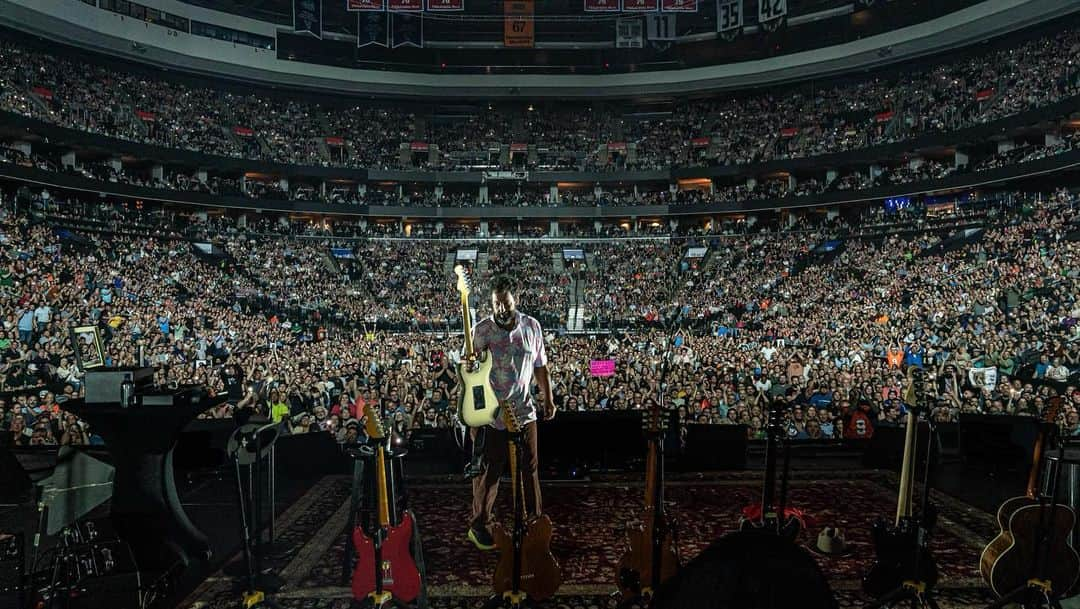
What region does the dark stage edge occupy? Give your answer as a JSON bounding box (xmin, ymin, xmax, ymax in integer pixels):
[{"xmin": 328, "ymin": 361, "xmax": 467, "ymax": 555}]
[{"xmin": 176, "ymin": 468, "xmax": 1021, "ymax": 609}]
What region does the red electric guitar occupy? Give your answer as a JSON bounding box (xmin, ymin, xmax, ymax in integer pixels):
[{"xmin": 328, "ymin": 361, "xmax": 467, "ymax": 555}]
[{"xmin": 351, "ymin": 402, "xmax": 422, "ymax": 605}]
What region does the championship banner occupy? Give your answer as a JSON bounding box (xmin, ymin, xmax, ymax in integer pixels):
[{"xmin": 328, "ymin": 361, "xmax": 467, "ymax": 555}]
[
  {"xmin": 135, "ymin": 110, "xmax": 156, "ymax": 122},
  {"xmin": 585, "ymin": 0, "xmax": 620, "ymax": 11},
  {"xmin": 607, "ymin": 142, "xmax": 627, "ymax": 151},
  {"xmin": 975, "ymin": 88, "xmax": 994, "ymax": 101},
  {"xmin": 347, "ymin": 0, "xmax": 383, "ymax": 9},
  {"xmin": 758, "ymin": 0, "xmax": 786, "ymax": 22},
  {"xmin": 388, "ymin": 0, "xmax": 422, "ymax": 9},
  {"xmin": 510, "ymin": 143, "xmax": 528, "ymax": 152},
  {"xmin": 504, "ymin": 0, "xmax": 534, "ymax": 48},
  {"xmin": 325, "ymin": 136, "xmax": 345, "ymax": 146},
  {"xmin": 623, "ymin": 0, "xmax": 659, "ymax": 9},
  {"xmin": 31, "ymin": 86, "xmax": 54, "ymax": 100},
  {"xmin": 391, "ymin": 11, "xmax": 423, "ymax": 47},
  {"xmin": 780, "ymin": 127, "xmax": 797, "ymax": 137},
  {"xmin": 358, "ymin": 12, "xmax": 388, "ymax": 46},
  {"xmin": 874, "ymin": 110, "xmax": 894, "ymax": 123},
  {"xmin": 690, "ymin": 136, "xmax": 710, "ymax": 147},
  {"xmin": 233, "ymin": 126, "xmax": 254, "ymax": 137},
  {"xmin": 293, "ymin": 0, "xmax": 323, "ymax": 38},
  {"xmin": 661, "ymin": 0, "xmax": 696, "ymax": 11},
  {"xmin": 427, "ymin": 0, "xmax": 465, "ymax": 9},
  {"xmin": 716, "ymin": 0, "xmax": 742, "ymax": 32},
  {"xmin": 410, "ymin": 141, "xmax": 430, "ymax": 151}
]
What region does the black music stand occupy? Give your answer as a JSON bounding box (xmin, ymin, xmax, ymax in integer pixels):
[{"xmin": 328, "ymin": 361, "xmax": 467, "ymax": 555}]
[{"xmin": 228, "ymin": 422, "xmax": 283, "ymax": 609}]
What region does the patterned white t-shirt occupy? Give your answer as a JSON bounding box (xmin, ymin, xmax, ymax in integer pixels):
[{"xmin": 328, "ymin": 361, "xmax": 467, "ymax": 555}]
[{"xmin": 472, "ymin": 311, "xmax": 547, "ymax": 430}]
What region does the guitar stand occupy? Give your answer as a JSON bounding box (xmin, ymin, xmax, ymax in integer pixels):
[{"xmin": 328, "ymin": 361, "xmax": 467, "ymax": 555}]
[
  {"xmin": 981, "ymin": 454, "xmax": 1076, "ymax": 609},
  {"xmin": 866, "ymin": 410, "xmax": 940, "ymax": 609},
  {"xmin": 483, "ymin": 428, "xmax": 538, "ymax": 609}
]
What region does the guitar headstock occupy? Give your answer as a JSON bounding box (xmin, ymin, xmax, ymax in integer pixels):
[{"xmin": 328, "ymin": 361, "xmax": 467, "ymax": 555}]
[
  {"xmin": 1045, "ymin": 395, "xmax": 1064, "ymax": 425},
  {"xmin": 767, "ymin": 399, "xmax": 785, "ymax": 436},
  {"xmin": 643, "ymin": 402, "xmax": 668, "ymax": 435},
  {"xmin": 454, "ymin": 264, "xmax": 472, "ymax": 297},
  {"xmin": 501, "ymin": 401, "xmax": 524, "ymax": 433},
  {"xmin": 902, "ymin": 365, "xmax": 927, "ymax": 409},
  {"xmin": 362, "ymin": 401, "xmax": 387, "ymax": 441}
]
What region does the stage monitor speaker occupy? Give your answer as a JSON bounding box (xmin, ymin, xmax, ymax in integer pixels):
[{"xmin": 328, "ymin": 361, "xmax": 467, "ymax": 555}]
[{"xmin": 681, "ymin": 424, "xmax": 748, "ymax": 470}]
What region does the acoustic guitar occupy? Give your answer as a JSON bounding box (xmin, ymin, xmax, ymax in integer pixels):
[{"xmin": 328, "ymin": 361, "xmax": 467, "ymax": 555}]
[
  {"xmin": 980, "ymin": 396, "xmax": 1079, "ymax": 598},
  {"xmin": 616, "ymin": 398, "xmax": 679, "ymax": 601},
  {"xmin": 863, "ymin": 368, "xmax": 938, "ymax": 598},
  {"xmin": 454, "ymin": 264, "xmax": 499, "ymax": 428},
  {"xmin": 351, "ymin": 402, "xmax": 422, "ymax": 604},
  {"xmin": 491, "ymin": 403, "xmax": 562, "ymax": 604}
]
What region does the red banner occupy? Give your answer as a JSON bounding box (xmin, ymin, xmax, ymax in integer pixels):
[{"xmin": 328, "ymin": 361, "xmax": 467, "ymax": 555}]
[
  {"xmin": 427, "ymin": 0, "xmax": 464, "ymax": 8},
  {"xmin": 233, "ymin": 126, "xmax": 254, "ymax": 137},
  {"xmin": 325, "ymin": 136, "xmax": 345, "ymax": 146},
  {"xmin": 410, "ymin": 141, "xmax": 429, "ymax": 151},
  {"xmin": 623, "ymin": 0, "xmax": 658, "ymax": 9},
  {"xmin": 347, "ymin": 0, "xmax": 384, "ymax": 9},
  {"xmin": 388, "ymin": 0, "xmax": 422, "ymax": 9},
  {"xmin": 31, "ymin": 86, "xmax": 53, "ymax": 100},
  {"xmin": 780, "ymin": 127, "xmax": 798, "ymax": 138},
  {"xmin": 585, "ymin": 0, "xmax": 620, "ymax": 10},
  {"xmin": 661, "ymin": 0, "xmax": 696, "ymax": 10},
  {"xmin": 690, "ymin": 137, "xmax": 710, "ymax": 147},
  {"xmin": 510, "ymin": 143, "xmax": 528, "ymax": 152},
  {"xmin": 135, "ymin": 110, "xmax": 156, "ymax": 121},
  {"xmin": 874, "ymin": 110, "xmax": 894, "ymax": 123},
  {"xmin": 607, "ymin": 142, "xmax": 627, "ymax": 152},
  {"xmin": 975, "ymin": 88, "xmax": 994, "ymax": 101}
]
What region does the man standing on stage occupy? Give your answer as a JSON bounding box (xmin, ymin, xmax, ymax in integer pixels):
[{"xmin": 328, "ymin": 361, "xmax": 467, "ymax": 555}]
[{"xmin": 467, "ymin": 274, "xmax": 556, "ymax": 550}]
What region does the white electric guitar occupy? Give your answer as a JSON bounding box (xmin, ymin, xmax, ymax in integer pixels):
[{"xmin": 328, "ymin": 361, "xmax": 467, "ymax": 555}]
[{"xmin": 455, "ymin": 265, "xmax": 499, "ymax": 428}]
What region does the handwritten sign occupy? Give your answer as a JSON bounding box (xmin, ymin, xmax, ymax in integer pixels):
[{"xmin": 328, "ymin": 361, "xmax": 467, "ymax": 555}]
[{"xmin": 590, "ymin": 359, "xmax": 616, "ymax": 377}]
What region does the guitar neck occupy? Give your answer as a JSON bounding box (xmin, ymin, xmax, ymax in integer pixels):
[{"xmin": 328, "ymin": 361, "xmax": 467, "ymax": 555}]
[
  {"xmin": 895, "ymin": 410, "xmax": 919, "ymax": 526},
  {"xmin": 461, "ymin": 292, "xmax": 473, "ymax": 355},
  {"xmin": 1026, "ymin": 431, "xmax": 1048, "ymax": 499},
  {"xmin": 644, "ymin": 438, "xmax": 660, "ymax": 510},
  {"xmin": 375, "ymin": 444, "xmax": 391, "ymax": 528}
]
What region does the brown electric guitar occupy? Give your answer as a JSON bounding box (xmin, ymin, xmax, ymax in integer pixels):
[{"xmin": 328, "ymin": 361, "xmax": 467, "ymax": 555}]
[
  {"xmin": 980, "ymin": 396, "xmax": 1079, "ymax": 598},
  {"xmin": 616, "ymin": 400, "xmax": 679, "ymax": 602},
  {"xmin": 491, "ymin": 403, "xmax": 562, "ymax": 604}
]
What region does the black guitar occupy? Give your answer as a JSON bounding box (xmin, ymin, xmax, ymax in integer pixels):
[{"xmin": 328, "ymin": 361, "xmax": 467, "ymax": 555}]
[
  {"xmin": 740, "ymin": 398, "xmax": 802, "ymax": 540},
  {"xmin": 862, "ymin": 368, "xmax": 939, "ymax": 598}
]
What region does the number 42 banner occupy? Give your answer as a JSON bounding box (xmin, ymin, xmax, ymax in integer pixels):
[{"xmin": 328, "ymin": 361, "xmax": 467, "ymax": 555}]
[{"xmin": 758, "ymin": 0, "xmax": 787, "ymax": 23}]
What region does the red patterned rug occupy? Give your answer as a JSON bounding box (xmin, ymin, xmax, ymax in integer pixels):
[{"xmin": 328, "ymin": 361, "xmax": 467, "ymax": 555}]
[{"xmin": 181, "ymin": 471, "xmax": 998, "ymax": 608}]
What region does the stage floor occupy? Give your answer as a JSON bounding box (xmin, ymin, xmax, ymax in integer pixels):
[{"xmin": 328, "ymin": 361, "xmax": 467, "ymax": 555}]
[{"xmin": 179, "ymin": 470, "xmax": 1005, "ymax": 609}]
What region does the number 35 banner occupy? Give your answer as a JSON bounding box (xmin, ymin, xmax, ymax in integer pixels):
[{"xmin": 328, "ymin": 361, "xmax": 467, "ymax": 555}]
[
  {"xmin": 758, "ymin": 0, "xmax": 787, "ymax": 23},
  {"xmin": 716, "ymin": 0, "xmax": 741, "ymax": 32}
]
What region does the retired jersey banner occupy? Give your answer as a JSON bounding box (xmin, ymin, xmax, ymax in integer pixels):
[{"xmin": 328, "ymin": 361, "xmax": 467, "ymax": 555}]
[
  {"xmin": 388, "ymin": 0, "xmax": 422, "ymax": 10},
  {"xmin": 391, "ymin": 12, "xmax": 423, "ymax": 47},
  {"xmin": 504, "ymin": 0, "xmax": 534, "ymax": 48},
  {"xmin": 427, "ymin": 0, "xmax": 464, "ymax": 9},
  {"xmin": 293, "ymin": 0, "xmax": 323, "ymax": 38},
  {"xmin": 758, "ymin": 0, "xmax": 786, "ymax": 22},
  {"xmin": 661, "ymin": 0, "xmax": 696, "ymax": 11},
  {"xmin": 347, "ymin": 0, "xmax": 383, "ymax": 9},
  {"xmin": 585, "ymin": 0, "xmax": 620, "ymax": 11},
  {"xmin": 716, "ymin": 0, "xmax": 742, "ymax": 32},
  {"xmin": 623, "ymin": 0, "xmax": 658, "ymax": 9},
  {"xmin": 357, "ymin": 12, "xmax": 388, "ymax": 46}
]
